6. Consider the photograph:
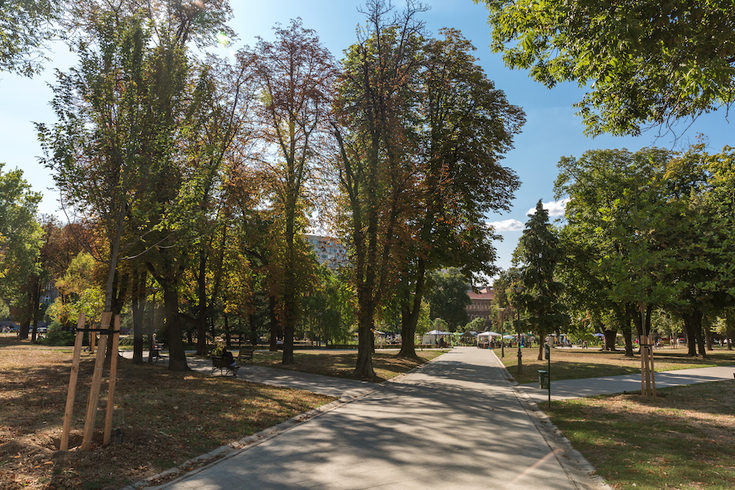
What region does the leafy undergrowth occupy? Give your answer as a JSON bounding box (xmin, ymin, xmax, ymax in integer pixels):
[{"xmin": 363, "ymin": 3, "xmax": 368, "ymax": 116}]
[
  {"xmin": 548, "ymin": 380, "xmax": 735, "ymax": 489},
  {"xmin": 494, "ymin": 346, "xmax": 735, "ymax": 384},
  {"xmin": 0, "ymin": 336, "xmax": 333, "ymax": 490},
  {"xmin": 248, "ymin": 349, "xmax": 446, "ymax": 382}
]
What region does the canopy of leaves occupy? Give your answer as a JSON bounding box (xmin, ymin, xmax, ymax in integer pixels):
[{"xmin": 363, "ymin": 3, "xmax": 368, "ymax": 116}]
[
  {"xmin": 554, "ymin": 144, "xmax": 735, "ymax": 348},
  {"xmin": 417, "ymin": 28, "xmax": 523, "ymax": 279},
  {"xmin": 427, "ymin": 268, "xmax": 471, "ymax": 331},
  {"xmin": 0, "ymin": 0, "xmax": 61, "ymax": 76},
  {"xmin": 514, "ymin": 200, "xmax": 566, "ymax": 336},
  {"xmin": 476, "ymin": 0, "xmax": 735, "ymax": 136},
  {"xmin": 555, "ymin": 148, "xmax": 680, "ymax": 308},
  {"xmin": 0, "ymin": 164, "xmax": 42, "ymax": 298}
]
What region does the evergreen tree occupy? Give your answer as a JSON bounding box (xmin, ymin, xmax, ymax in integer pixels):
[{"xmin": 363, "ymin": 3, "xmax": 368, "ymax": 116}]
[{"xmin": 514, "ymin": 200, "xmax": 566, "ymax": 360}]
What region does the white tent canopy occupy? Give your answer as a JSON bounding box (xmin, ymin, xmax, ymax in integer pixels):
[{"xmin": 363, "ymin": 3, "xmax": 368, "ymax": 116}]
[
  {"xmin": 421, "ymin": 330, "xmax": 452, "ymax": 346},
  {"xmin": 477, "ymin": 331, "xmax": 501, "ymax": 338}
]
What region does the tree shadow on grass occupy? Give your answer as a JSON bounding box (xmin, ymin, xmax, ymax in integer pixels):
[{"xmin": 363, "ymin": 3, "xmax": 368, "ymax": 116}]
[{"xmin": 550, "ymin": 381, "xmax": 735, "ymax": 489}]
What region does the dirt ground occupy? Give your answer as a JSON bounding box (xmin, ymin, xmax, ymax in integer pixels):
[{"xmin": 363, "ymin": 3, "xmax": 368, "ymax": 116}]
[{"xmin": 0, "ymin": 336, "xmax": 332, "ymax": 490}]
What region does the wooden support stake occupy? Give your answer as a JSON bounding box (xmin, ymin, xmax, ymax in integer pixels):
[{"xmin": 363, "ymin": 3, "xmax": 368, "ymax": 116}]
[
  {"xmin": 649, "ymin": 339, "xmax": 656, "ymax": 397},
  {"xmin": 640, "ymin": 335, "xmax": 645, "ymax": 395},
  {"xmin": 646, "ymin": 335, "xmax": 653, "ymax": 396},
  {"xmin": 642, "ymin": 335, "xmax": 647, "ymax": 394},
  {"xmin": 81, "ymin": 312, "xmax": 111, "ymax": 451},
  {"xmin": 103, "ymin": 315, "xmax": 120, "ymax": 446},
  {"xmin": 61, "ymin": 313, "xmax": 85, "ymax": 451}
]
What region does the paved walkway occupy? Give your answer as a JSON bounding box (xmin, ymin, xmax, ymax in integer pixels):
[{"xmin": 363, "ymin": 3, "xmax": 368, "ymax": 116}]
[
  {"xmin": 129, "ymin": 347, "xmax": 605, "ymax": 490},
  {"xmin": 124, "ymin": 348, "xmax": 734, "ymax": 490},
  {"xmin": 119, "ymin": 350, "xmax": 376, "ymax": 399},
  {"xmin": 521, "ymin": 365, "xmax": 735, "ymax": 405}
]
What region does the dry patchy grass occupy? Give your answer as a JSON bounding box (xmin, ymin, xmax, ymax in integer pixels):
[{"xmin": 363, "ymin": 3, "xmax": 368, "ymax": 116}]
[
  {"xmin": 248, "ymin": 349, "xmax": 446, "ymax": 382},
  {"xmin": 0, "ymin": 335, "xmax": 333, "ymax": 490},
  {"xmin": 548, "ymin": 380, "xmax": 735, "ymax": 489},
  {"xmin": 494, "ymin": 346, "xmax": 735, "ymax": 384}
]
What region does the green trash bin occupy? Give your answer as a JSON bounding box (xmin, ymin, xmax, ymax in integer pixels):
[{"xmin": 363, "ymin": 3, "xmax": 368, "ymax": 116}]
[{"xmin": 538, "ymin": 370, "xmax": 550, "ymax": 390}]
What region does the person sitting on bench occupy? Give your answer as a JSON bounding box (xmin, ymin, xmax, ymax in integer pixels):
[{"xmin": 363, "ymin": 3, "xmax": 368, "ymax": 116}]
[{"xmin": 222, "ymin": 347, "xmax": 237, "ymax": 369}]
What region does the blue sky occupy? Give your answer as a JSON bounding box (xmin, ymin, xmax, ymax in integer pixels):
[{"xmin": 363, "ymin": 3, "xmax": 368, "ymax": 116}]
[{"xmin": 1, "ymin": 0, "xmax": 732, "ymax": 273}]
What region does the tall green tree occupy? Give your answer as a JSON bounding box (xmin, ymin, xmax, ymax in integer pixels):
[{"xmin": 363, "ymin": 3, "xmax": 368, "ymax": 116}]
[
  {"xmin": 706, "ymin": 145, "xmax": 735, "ymax": 350},
  {"xmin": 301, "ymin": 266, "xmax": 354, "ymax": 346},
  {"xmin": 514, "ymin": 200, "xmax": 566, "ymax": 360},
  {"xmin": 38, "ymin": 12, "xmax": 155, "ymax": 317},
  {"xmin": 656, "ymin": 144, "xmax": 735, "ymax": 357},
  {"xmin": 39, "ymin": 1, "xmax": 237, "ymax": 370},
  {"xmin": 249, "ymin": 18, "xmax": 337, "ymax": 365},
  {"xmin": 332, "ymin": 0, "xmax": 426, "ymax": 378},
  {"xmin": 426, "ymin": 268, "xmax": 471, "ymax": 332},
  {"xmin": 555, "ymin": 148, "xmax": 676, "ymax": 341},
  {"xmin": 475, "ymin": 0, "xmax": 735, "ymax": 136},
  {"xmin": 553, "ymin": 145, "xmax": 731, "ymax": 357},
  {"xmin": 396, "ymin": 28, "xmax": 523, "ymax": 358},
  {"xmin": 0, "ymin": 164, "xmax": 42, "ymax": 339}
]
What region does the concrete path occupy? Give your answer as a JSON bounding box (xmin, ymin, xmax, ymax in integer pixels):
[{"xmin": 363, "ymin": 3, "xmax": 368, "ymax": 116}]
[
  {"xmin": 119, "ymin": 350, "xmax": 375, "ymax": 399},
  {"xmin": 521, "ymin": 365, "xmax": 735, "ymax": 406},
  {"xmin": 134, "ymin": 347, "xmax": 605, "ymax": 490},
  {"xmin": 187, "ymin": 356, "xmax": 376, "ymax": 399}
]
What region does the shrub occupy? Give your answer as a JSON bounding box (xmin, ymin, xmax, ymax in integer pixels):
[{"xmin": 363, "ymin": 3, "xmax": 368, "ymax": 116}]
[{"xmin": 38, "ymin": 321, "xmax": 76, "ymax": 346}]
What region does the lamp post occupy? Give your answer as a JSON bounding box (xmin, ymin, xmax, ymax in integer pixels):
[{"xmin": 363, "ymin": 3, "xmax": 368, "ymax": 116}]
[
  {"xmin": 498, "ymin": 308, "xmax": 506, "ymax": 358},
  {"xmin": 512, "ymin": 287, "xmax": 524, "ymax": 374},
  {"xmin": 516, "ymin": 305, "xmax": 522, "ymax": 373}
]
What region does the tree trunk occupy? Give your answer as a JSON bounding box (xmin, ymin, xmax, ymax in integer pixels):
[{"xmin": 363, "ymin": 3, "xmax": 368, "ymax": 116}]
[
  {"xmin": 704, "ymin": 326, "xmax": 713, "ymax": 351},
  {"xmin": 224, "ymin": 314, "xmax": 231, "ymax": 348},
  {"xmin": 354, "ymin": 292, "xmax": 376, "ymax": 379},
  {"xmin": 163, "ymin": 286, "xmax": 189, "ymax": 371},
  {"xmin": 131, "ymin": 269, "xmax": 147, "ymax": 364},
  {"xmin": 620, "ymin": 309, "xmax": 634, "ymax": 357},
  {"xmin": 249, "ymin": 314, "xmax": 258, "ymax": 346},
  {"xmin": 693, "ymin": 312, "xmax": 707, "ymax": 358},
  {"xmin": 644, "ymin": 305, "xmax": 652, "ymax": 337},
  {"xmin": 30, "ymin": 276, "xmax": 41, "ymax": 342},
  {"xmin": 268, "ymin": 295, "xmax": 280, "ymax": 352},
  {"xmin": 603, "ymin": 329, "xmax": 617, "ymax": 351},
  {"xmin": 210, "ymin": 314, "xmax": 216, "ymax": 349},
  {"xmin": 683, "ymin": 315, "xmax": 697, "ymax": 356},
  {"xmin": 623, "ymin": 328, "xmax": 634, "ymax": 357},
  {"xmin": 19, "ymin": 320, "xmax": 30, "ymax": 340},
  {"xmin": 196, "ymin": 248, "xmax": 208, "ymax": 356},
  {"xmin": 683, "ymin": 311, "xmax": 706, "ymax": 357},
  {"xmin": 398, "ymin": 303, "xmax": 419, "ymax": 359},
  {"xmin": 281, "ymin": 275, "xmax": 296, "ymax": 365},
  {"xmin": 398, "ymin": 263, "xmax": 425, "ymax": 360}
]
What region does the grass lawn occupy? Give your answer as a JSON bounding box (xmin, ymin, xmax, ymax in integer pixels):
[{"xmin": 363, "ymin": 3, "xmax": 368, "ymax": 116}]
[
  {"xmin": 547, "ymin": 380, "xmax": 735, "ymax": 489},
  {"xmin": 492, "ymin": 346, "xmax": 735, "ymax": 384},
  {"xmin": 0, "ymin": 335, "xmax": 334, "ymax": 490},
  {"xmin": 243, "ymin": 348, "xmax": 447, "ymax": 382}
]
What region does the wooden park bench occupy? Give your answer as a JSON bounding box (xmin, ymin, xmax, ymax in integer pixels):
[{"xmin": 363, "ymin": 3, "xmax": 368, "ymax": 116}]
[
  {"xmin": 237, "ymin": 348, "xmax": 255, "ymax": 365},
  {"xmin": 211, "ymin": 356, "xmax": 239, "ymax": 377}
]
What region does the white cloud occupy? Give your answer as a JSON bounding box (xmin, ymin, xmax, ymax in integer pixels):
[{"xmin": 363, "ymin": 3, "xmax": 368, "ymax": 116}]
[
  {"xmin": 526, "ymin": 198, "xmax": 570, "ymax": 217},
  {"xmin": 487, "ymin": 219, "xmax": 524, "ymax": 232}
]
